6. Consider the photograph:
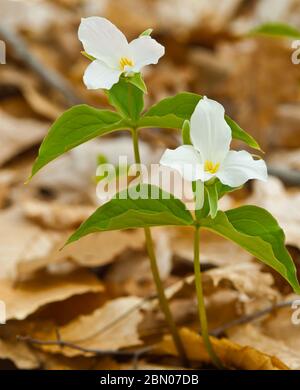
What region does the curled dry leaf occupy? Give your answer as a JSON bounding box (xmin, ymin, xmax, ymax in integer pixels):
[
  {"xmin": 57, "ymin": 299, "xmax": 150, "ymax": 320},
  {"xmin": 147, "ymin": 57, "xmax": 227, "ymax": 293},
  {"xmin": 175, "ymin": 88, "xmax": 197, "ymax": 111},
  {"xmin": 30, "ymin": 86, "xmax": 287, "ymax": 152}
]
[
  {"xmin": 228, "ymin": 323, "xmax": 300, "ymax": 370},
  {"xmin": 0, "ymin": 207, "xmax": 64, "ymax": 280},
  {"xmin": 22, "ymin": 200, "xmax": 95, "ymax": 230},
  {"xmin": 228, "ymin": 295, "xmax": 300, "ymax": 370},
  {"xmin": 0, "ymin": 338, "xmax": 40, "ymax": 370},
  {"xmin": 0, "ymin": 169, "xmax": 18, "ymax": 208},
  {"xmin": 35, "ymin": 297, "xmax": 144, "ymax": 357},
  {"xmin": 1, "ymin": 269, "xmax": 104, "ymax": 321},
  {"xmin": 165, "ymin": 262, "xmax": 278, "ymax": 303},
  {"xmin": 0, "ymin": 68, "xmax": 63, "ymax": 120},
  {"xmin": 56, "ymin": 229, "xmax": 145, "ymax": 268},
  {"xmin": 158, "ymin": 327, "xmax": 289, "ymax": 370},
  {"xmin": 0, "ymin": 110, "xmax": 48, "ymax": 166},
  {"xmin": 204, "ymin": 262, "xmax": 278, "ymax": 302},
  {"xmin": 105, "ymin": 227, "xmax": 172, "ymax": 296},
  {"xmin": 171, "ymin": 227, "xmax": 252, "ymax": 267}
]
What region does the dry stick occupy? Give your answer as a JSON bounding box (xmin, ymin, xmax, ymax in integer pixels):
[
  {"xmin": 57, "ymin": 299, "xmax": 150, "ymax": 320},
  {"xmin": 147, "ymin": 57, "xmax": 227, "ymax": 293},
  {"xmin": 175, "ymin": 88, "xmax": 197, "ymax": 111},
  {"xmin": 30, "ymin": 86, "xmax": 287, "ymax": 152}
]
[
  {"xmin": 17, "ymin": 334, "xmax": 153, "ymax": 359},
  {"xmin": 0, "ymin": 25, "xmax": 83, "ymax": 106},
  {"xmin": 18, "ymin": 299, "xmax": 294, "ymax": 367},
  {"xmin": 64, "ymin": 296, "xmax": 155, "ymax": 345},
  {"xmin": 211, "ymin": 299, "xmax": 295, "ymax": 337},
  {"xmin": 267, "ymin": 165, "xmax": 300, "ymax": 186}
]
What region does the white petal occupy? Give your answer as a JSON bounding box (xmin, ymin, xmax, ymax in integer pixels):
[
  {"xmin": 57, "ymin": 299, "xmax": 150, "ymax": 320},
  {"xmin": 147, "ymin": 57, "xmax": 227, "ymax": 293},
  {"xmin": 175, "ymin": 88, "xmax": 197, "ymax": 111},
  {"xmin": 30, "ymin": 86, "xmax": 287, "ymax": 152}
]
[
  {"xmin": 78, "ymin": 17, "xmax": 129, "ymax": 67},
  {"xmin": 129, "ymin": 36, "xmax": 165, "ymax": 71},
  {"xmin": 216, "ymin": 150, "xmax": 268, "ymax": 187},
  {"xmin": 83, "ymin": 60, "xmax": 121, "ymax": 90},
  {"xmin": 190, "ymin": 97, "xmax": 231, "ymax": 165},
  {"xmin": 160, "ymin": 145, "xmax": 203, "ymax": 182}
]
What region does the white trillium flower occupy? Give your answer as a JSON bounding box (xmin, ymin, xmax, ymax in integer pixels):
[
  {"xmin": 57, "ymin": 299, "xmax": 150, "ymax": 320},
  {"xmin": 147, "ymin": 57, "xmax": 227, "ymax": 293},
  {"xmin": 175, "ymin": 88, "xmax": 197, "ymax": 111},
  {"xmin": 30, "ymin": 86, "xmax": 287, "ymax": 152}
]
[
  {"xmin": 160, "ymin": 97, "xmax": 268, "ymax": 188},
  {"xmin": 78, "ymin": 17, "xmax": 165, "ymax": 90}
]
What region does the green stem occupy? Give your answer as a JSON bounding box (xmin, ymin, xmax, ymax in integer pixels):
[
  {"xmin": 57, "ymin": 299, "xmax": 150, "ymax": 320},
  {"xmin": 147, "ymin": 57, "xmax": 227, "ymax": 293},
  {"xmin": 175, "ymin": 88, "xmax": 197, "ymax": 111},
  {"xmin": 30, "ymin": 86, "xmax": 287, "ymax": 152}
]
[
  {"xmin": 131, "ymin": 127, "xmax": 189, "ymax": 367},
  {"xmin": 193, "ymin": 226, "xmax": 223, "ymax": 369}
]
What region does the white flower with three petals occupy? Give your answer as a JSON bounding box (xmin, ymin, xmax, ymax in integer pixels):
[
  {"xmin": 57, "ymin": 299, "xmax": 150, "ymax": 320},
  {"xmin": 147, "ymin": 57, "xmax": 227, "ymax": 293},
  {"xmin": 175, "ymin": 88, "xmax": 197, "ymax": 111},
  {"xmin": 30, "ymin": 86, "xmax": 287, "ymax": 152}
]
[
  {"xmin": 78, "ymin": 17, "xmax": 165, "ymax": 90},
  {"xmin": 160, "ymin": 97, "xmax": 268, "ymax": 188}
]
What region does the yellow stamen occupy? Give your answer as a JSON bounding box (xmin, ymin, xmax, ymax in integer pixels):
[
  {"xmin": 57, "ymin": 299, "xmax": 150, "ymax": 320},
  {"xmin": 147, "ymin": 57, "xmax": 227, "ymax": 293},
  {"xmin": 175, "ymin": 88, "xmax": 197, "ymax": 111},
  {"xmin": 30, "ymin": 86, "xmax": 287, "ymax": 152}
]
[
  {"xmin": 119, "ymin": 57, "xmax": 134, "ymax": 71},
  {"xmin": 204, "ymin": 160, "xmax": 220, "ymax": 174}
]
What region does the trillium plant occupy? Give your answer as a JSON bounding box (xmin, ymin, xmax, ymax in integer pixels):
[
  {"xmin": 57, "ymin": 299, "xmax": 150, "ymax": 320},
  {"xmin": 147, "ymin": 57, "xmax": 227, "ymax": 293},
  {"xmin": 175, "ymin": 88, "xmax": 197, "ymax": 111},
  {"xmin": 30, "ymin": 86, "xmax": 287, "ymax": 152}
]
[{"xmin": 29, "ymin": 17, "xmax": 300, "ymax": 368}]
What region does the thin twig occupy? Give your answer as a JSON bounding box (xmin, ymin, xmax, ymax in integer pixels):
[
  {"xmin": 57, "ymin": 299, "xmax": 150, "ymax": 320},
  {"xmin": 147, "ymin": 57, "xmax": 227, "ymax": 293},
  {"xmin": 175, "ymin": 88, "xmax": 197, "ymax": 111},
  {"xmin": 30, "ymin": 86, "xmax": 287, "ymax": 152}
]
[
  {"xmin": 268, "ymin": 165, "xmax": 300, "ymax": 186},
  {"xmin": 0, "ymin": 25, "xmax": 83, "ymax": 106},
  {"xmin": 211, "ymin": 300, "xmax": 295, "ymax": 337},
  {"xmin": 17, "ymin": 334, "xmax": 153, "ymax": 359},
  {"xmin": 64, "ymin": 294, "xmax": 156, "ymax": 345}
]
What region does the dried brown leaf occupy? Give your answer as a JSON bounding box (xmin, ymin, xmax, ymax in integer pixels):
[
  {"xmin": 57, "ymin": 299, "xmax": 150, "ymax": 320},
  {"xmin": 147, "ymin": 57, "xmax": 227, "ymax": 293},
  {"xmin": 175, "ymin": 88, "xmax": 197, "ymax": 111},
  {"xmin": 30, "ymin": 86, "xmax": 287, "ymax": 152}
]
[
  {"xmin": 158, "ymin": 327, "xmax": 289, "ymax": 370},
  {"xmin": 1, "ymin": 269, "xmax": 104, "ymax": 321}
]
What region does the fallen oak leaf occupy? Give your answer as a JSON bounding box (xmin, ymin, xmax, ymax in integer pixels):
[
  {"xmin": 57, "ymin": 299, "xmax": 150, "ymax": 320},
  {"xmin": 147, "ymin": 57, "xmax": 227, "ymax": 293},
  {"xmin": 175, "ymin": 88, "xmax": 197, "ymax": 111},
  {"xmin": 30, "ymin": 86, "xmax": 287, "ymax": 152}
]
[
  {"xmin": 171, "ymin": 227, "xmax": 253, "ymax": 267},
  {"xmin": 31, "ymin": 297, "xmax": 144, "ymax": 357},
  {"xmin": 56, "ymin": 229, "xmax": 145, "ymax": 268},
  {"xmin": 0, "ymin": 68, "xmax": 63, "ymax": 120},
  {"xmin": 164, "ymin": 262, "xmax": 278, "ymax": 302},
  {"xmin": 0, "ymin": 109, "xmax": 48, "ymax": 166},
  {"xmin": 157, "ymin": 327, "xmax": 289, "ymax": 370},
  {"xmin": 228, "ymin": 323, "xmax": 300, "ymax": 370},
  {"xmin": 228, "ymin": 295, "xmax": 300, "ymax": 370},
  {"xmin": 204, "ymin": 262, "xmax": 278, "ymax": 302},
  {"xmin": 22, "ymin": 200, "xmax": 95, "ymax": 230},
  {"xmin": 1, "ymin": 269, "xmax": 104, "ymax": 321},
  {"xmin": 0, "ymin": 338, "xmax": 40, "ymax": 369},
  {"xmin": 0, "ymin": 206, "xmax": 64, "ymax": 280}
]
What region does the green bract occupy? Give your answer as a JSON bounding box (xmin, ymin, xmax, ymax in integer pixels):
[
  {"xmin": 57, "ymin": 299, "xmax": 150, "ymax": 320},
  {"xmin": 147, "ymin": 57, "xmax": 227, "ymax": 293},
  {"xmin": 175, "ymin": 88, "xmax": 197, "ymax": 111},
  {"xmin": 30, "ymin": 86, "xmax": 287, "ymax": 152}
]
[
  {"xmin": 127, "ymin": 73, "xmax": 148, "ymax": 93},
  {"xmin": 205, "ymin": 182, "xmax": 218, "ymax": 219},
  {"xmin": 181, "ymin": 119, "xmax": 192, "ymax": 145},
  {"xmin": 108, "ymin": 78, "xmax": 144, "ymax": 121}
]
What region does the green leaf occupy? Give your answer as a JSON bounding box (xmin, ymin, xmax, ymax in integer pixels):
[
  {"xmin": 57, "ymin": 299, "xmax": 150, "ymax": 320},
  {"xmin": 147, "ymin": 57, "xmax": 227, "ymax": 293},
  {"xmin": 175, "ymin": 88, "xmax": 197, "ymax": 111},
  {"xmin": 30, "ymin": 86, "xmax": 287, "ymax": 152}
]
[
  {"xmin": 249, "ymin": 22, "xmax": 300, "ymax": 39},
  {"xmin": 205, "ymin": 183, "xmax": 218, "ymax": 218},
  {"xmin": 140, "ymin": 92, "xmax": 201, "ymax": 129},
  {"xmin": 140, "ymin": 92, "xmax": 262, "ymax": 150},
  {"xmin": 182, "ymin": 120, "xmax": 192, "ymax": 145},
  {"xmin": 224, "ymin": 116, "xmax": 262, "ymax": 151},
  {"xmin": 127, "ymin": 73, "xmax": 147, "ymax": 94},
  {"xmin": 140, "ymin": 28, "xmax": 153, "ymax": 37},
  {"xmin": 108, "ymin": 78, "xmax": 144, "ymax": 121},
  {"xmin": 66, "ymin": 184, "xmax": 194, "ymax": 245},
  {"xmin": 29, "ymin": 105, "xmax": 126, "ymax": 179},
  {"xmin": 201, "ymin": 206, "xmax": 300, "ymax": 293}
]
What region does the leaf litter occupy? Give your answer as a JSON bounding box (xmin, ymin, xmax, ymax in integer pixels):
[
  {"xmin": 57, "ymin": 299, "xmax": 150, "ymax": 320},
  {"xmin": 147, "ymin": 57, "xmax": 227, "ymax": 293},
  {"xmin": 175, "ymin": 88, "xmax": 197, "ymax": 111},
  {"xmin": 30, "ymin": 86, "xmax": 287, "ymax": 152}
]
[{"xmin": 0, "ymin": 0, "xmax": 300, "ymax": 371}]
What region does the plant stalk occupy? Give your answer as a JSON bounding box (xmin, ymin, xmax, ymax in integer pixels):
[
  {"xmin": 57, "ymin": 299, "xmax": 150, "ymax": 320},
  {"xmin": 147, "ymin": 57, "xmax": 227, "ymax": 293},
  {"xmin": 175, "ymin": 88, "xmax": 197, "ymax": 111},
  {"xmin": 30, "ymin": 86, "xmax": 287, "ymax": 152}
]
[
  {"xmin": 193, "ymin": 226, "xmax": 223, "ymax": 369},
  {"xmin": 131, "ymin": 127, "xmax": 189, "ymax": 367}
]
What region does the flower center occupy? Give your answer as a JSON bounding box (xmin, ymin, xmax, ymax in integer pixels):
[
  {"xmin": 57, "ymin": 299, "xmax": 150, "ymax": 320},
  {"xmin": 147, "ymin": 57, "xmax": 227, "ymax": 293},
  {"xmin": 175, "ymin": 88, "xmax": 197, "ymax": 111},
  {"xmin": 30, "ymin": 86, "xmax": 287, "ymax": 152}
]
[
  {"xmin": 119, "ymin": 57, "xmax": 134, "ymax": 71},
  {"xmin": 204, "ymin": 160, "xmax": 220, "ymax": 174}
]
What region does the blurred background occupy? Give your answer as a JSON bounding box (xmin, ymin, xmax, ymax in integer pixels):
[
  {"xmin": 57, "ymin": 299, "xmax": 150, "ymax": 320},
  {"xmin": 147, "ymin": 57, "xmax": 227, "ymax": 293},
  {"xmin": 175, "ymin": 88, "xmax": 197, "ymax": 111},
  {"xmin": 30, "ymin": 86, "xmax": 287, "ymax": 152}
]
[{"xmin": 0, "ymin": 0, "xmax": 299, "ymax": 370}]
